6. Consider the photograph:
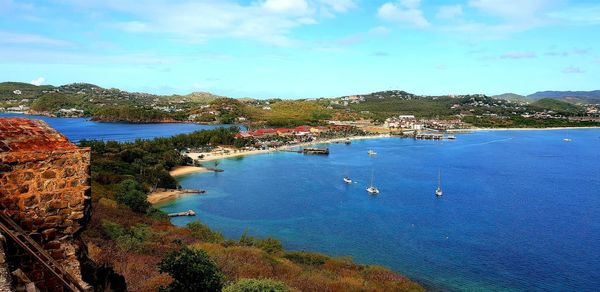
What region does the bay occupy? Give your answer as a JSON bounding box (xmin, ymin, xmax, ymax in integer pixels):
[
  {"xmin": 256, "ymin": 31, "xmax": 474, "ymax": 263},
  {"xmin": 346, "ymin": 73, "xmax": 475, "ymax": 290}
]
[{"xmin": 161, "ymin": 129, "xmax": 600, "ymax": 291}]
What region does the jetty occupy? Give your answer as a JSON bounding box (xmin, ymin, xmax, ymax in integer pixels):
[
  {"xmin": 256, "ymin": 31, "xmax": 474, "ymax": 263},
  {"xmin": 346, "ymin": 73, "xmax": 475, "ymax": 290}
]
[
  {"xmin": 302, "ymin": 147, "xmax": 330, "ymax": 155},
  {"xmin": 168, "ymin": 209, "xmax": 196, "ymax": 217}
]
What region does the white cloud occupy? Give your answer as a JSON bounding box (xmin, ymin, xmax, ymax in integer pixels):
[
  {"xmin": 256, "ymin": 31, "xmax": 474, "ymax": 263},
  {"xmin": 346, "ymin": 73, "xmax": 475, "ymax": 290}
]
[
  {"xmin": 562, "ymin": 66, "xmax": 584, "ymax": 74},
  {"xmin": 500, "ymin": 51, "xmax": 537, "ymax": 59},
  {"xmin": 319, "ymin": 0, "xmax": 356, "ymax": 13},
  {"xmin": 263, "ymin": 0, "xmax": 310, "ymax": 15},
  {"xmin": 0, "ymin": 31, "xmax": 71, "ymax": 46},
  {"xmin": 437, "ymin": 4, "xmax": 463, "ymax": 19},
  {"xmin": 58, "ymin": 0, "xmax": 355, "ymax": 47},
  {"xmin": 369, "ymin": 26, "xmax": 391, "ymax": 35},
  {"xmin": 546, "ymin": 4, "xmax": 600, "ymax": 25},
  {"xmin": 378, "ymin": 0, "xmax": 430, "ymax": 28},
  {"xmin": 30, "ymin": 77, "xmax": 45, "ymax": 86},
  {"xmin": 469, "ymin": 0, "xmax": 553, "ymax": 20}
]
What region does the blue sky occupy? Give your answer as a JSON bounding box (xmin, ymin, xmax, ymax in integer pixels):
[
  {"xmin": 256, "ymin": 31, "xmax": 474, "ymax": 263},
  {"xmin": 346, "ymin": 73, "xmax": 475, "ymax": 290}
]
[{"xmin": 0, "ymin": 0, "xmax": 599, "ymax": 98}]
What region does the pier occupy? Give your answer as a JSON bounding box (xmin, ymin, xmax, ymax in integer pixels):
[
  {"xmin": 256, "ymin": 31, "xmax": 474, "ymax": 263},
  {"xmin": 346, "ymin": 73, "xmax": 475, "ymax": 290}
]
[
  {"xmin": 168, "ymin": 209, "xmax": 196, "ymax": 217},
  {"xmin": 302, "ymin": 147, "xmax": 330, "ymax": 155},
  {"xmin": 415, "ymin": 133, "xmax": 444, "ymax": 140}
]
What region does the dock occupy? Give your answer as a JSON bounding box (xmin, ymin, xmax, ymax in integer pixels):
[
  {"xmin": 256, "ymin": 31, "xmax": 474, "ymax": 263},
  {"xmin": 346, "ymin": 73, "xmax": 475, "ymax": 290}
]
[
  {"xmin": 415, "ymin": 133, "xmax": 444, "ymax": 140},
  {"xmin": 302, "ymin": 147, "xmax": 330, "ymax": 155},
  {"xmin": 168, "ymin": 209, "xmax": 196, "ymax": 217}
]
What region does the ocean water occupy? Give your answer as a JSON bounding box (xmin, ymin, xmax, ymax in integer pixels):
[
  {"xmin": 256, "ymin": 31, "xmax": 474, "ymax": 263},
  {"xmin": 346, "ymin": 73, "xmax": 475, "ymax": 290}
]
[
  {"xmin": 160, "ymin": 129, "xmax": 600, "ymax": 291},
  {"xmin": 0, "ymin": 113, "xmax": 236, "ymax": 142}
]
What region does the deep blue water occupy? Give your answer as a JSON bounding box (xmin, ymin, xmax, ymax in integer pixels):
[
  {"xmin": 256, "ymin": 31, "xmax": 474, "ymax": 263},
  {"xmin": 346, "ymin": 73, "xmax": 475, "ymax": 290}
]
[
  {"xmin": 160, "ymin": 130, "xmax": 600, "ymax": 291},
  {"xmin": 0, "ymin": 113, "xmax": 236, "ymax": 142}
]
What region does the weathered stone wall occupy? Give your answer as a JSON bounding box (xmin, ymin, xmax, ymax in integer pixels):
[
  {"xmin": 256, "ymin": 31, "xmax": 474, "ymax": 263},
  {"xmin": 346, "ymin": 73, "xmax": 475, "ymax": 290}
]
[{"xmin": 0, "ymin": 118, "xmax": 92, "ymax": 291}]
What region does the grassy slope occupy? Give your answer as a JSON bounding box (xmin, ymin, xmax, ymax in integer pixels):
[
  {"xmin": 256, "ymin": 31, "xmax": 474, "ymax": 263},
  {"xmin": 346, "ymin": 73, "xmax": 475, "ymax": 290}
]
[{"xmin": 84, "ymin": 200, "xmax": 424, "ymax": 291}]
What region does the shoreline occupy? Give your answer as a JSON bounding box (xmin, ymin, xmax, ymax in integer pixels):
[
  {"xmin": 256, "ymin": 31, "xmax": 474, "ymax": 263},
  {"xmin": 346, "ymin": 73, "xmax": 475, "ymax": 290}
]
[
  {"xmin": 187, "ymin": 134, "xmax": 390, "ymax": 163},
  {"xmin": 169, "ymin": 165, "xmax": 209, "ymax": 177},
  {"xmin": 147, "ymin": 166, "xmax": 209, "ymax": 204},
  {"xmin": 449, "ymin": 126, "xmax": 600, "ymax": 132}
]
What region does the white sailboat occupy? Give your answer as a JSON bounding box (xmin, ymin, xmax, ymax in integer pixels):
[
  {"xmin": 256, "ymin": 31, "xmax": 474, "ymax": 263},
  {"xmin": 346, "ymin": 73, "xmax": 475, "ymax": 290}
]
[
  {"xmin": 366, "ymin": 170, "xmax": 380, "ymax": 195},
  {"xmin": 368, "ymin": 150, "xmax": 377, "ymax": 156},
  {"xmin": 435, "ymin": 170, "xmax": 443, "ymax": 197}
]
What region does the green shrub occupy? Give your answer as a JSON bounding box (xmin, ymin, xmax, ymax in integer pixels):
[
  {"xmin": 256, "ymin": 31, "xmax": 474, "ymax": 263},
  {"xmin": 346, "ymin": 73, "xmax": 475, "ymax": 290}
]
[
  {"xmin": 255, "ymin": 237, "xmax": 283, "ymax": 255},
  {"xmin": 223, "ymin": 278, "xmax": 290, "ymax": 292},
  {"xmin": 186, "ymin": 221, "xmax": 224, "ymax": 243},
  {"xmin": 101, "ymin": 220, "xmax": 125, "ymax": 240},
  {"xmin": 158, "ymin": 247, "xmax": 224, "ymax": 292},
  {"xmin": 283, "ymin": 251, "xmax": 328, "ymax": 266},
  {"xmin": 114, "ymin": 179, "xmax": 149, "ymax": 213},
  {"xmin": 238, "ymin": 232, "xmax": 283, "ymax": 254}
]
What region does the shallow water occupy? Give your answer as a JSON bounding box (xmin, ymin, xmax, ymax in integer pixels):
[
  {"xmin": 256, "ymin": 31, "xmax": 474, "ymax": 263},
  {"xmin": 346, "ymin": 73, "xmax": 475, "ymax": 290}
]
[{"xmin": 161, "ymin": 129, "xmax": 600, "ymax": 291}]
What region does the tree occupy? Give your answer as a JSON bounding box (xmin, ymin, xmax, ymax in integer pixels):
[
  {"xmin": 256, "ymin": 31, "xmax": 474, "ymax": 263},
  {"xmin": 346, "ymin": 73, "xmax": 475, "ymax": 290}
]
[
  {"xmin": 158, "ymin": 247, "xmax": 224, "ymax": 292},
  {"xmin": 187, "ymin": 221, "xmax": 224, "ymax": 243},
  {"xmin": 114, "ymin": 179, "xmax": 150, "ymax": 213}
]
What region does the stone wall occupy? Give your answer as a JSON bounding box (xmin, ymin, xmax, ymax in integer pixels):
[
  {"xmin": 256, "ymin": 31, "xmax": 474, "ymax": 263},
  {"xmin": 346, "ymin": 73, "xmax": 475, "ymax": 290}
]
[{"xmin": 0, "ymin": 118, "xmax": 92, "ymax": 291}]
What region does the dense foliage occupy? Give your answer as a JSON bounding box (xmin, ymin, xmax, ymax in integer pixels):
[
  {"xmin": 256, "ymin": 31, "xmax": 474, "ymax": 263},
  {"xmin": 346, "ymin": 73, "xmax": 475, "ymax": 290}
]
[
  {"xmin": 79, "ymin": 127, "xmax": 240, "ymax": 206},
  {"xmin": 92, "ymin": 106, "xmax": 175, "ymax": 123},
  {"xmin": 258, "ymin": 101, "xmax": 332, "ymax": 127},
  {"xmin": 114, "ymin": 180, "xmax": 150, "ymax": 213},
  {"xmin": 158, "ymin": 247, "xmax": 224, "ymax": 292}
]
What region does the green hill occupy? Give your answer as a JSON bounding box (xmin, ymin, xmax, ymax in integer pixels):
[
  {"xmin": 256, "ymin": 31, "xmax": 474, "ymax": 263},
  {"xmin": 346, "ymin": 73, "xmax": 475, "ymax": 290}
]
[{"xmin": 531, "ymin": 98, "xmax": 583, "ymax": 114}]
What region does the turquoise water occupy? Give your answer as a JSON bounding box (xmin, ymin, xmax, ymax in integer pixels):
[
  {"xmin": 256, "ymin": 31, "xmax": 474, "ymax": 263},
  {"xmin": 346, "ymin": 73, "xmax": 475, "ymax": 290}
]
[
  {"xmin": 160, "ymin": 130, "xmax": 600, "ymax": 291},
  {"xmin": 0, "ymin": 113, "xmax": 235, "ymax": 142}
]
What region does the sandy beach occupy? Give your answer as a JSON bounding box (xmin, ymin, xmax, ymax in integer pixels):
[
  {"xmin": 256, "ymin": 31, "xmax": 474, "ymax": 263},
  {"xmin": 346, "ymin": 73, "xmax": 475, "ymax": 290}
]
[
  {"xmin": 147, "ymin": 188, "xmax": 206, "ymax": 205},
  {"xmin": 187, "ymin": 134, "xmax": 390, "ymax": 163},
  {"xmin": 169, "ymin": 166, "xmax": 208, "ymax": 177}
]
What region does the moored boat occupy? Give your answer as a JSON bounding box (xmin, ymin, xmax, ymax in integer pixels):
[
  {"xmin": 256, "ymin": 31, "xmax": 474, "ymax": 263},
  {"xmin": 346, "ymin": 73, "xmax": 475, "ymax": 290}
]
[
  {"xmin": 366, "ymin": 170, "xmax": 379, "ymax": 195},
  {"xmin": 435, "ymin": 170, "xmax": 443, "ymax": 197}
]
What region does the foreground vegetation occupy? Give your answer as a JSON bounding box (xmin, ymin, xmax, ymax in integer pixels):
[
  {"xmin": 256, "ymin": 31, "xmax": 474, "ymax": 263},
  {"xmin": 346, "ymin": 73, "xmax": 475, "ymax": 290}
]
[{"xmin": 80, "ymin": 128, "xmax": 423, "ymax": 291}]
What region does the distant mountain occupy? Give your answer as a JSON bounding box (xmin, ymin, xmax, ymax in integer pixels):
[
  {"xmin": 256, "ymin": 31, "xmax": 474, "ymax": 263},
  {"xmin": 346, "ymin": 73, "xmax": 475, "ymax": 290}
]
[
  {"xmin": 528, "ymin": 91, "xmax": 600, "ymax": 104},
  {"xmin": 492, "ymin": 93, "xmax": 528, "ymax": 102}
]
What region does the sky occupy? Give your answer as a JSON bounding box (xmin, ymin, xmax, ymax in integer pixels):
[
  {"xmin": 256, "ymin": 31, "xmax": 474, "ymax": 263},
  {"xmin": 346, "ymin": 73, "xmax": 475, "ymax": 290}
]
[{"xmin": 0, "ymin": 0, "xmax": 599, "ymax": 98}]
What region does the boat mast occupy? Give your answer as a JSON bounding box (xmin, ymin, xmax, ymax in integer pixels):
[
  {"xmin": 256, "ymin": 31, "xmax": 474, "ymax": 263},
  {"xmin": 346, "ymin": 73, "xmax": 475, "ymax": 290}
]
[
  {"xmin": 438, "ymin": 169, "xmax": 441, "ymax": 190},
  {"xmin": 370, "ymin": 169, "xmax": 374, "ymax": 188}
]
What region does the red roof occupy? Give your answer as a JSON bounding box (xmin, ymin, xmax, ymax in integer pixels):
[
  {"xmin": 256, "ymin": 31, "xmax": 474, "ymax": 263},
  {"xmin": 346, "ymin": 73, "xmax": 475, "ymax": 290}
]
[
  {"xmin": 294, "ymin": 125, "xmax": 312, "ymax": 132},
  {"xmin": 0, "ymin": 118, "xmax": 77, "ymax": 153}
]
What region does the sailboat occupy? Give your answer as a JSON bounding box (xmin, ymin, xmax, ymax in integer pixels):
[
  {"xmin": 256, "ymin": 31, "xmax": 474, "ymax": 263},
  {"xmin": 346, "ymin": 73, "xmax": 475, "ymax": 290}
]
[
  {"xmin": 366, "ymin": 170, "xmax": 380, "ymax": 195},
  {"xmin": 368, "ymin": 150, "xmax": 377, "ymax": 156},
  {"xmin": 435, "ymin": 170, "xmax": 443, "ymax": 197}
]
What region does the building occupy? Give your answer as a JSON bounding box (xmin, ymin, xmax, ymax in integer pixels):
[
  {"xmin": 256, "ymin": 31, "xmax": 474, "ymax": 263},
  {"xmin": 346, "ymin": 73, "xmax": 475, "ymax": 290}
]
[{"xmin": 0, "ymin": 118, "xmax": 124, "ymax": 291}]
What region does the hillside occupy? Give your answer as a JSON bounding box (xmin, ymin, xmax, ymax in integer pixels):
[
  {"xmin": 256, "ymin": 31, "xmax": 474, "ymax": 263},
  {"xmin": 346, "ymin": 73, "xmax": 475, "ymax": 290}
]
[
  {"xmin": 492, "ymin": 93, "xmax": 528, "ymax": 102},
  {"xmin": 528, "ymin": 90, "xmax": 600, "ymax": 104},
  {"xmin": 531, "ymin": 98, "xmax": 583, "ymax": 114}
]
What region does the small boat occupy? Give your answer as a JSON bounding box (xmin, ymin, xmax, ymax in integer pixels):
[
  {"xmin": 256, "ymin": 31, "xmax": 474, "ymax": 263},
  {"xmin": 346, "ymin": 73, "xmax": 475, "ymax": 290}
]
[
  {"xmin": 563, "ymin": 138, "xmax": 572, "ymax": 142},
  {"xmin": 343, "ymin": 176, "xmax": 353, "ymax": 184},
  {"xmin": 447, "ymin": 135, "xmax": 456, "ymax": 140},
  {"xmin": 367, "ymin": 186, "xmax": 380, "ymax": 195},
  {"xmin": 344, "ymin": 139, "xmax": 352, "ymax": 145},
  {"xmin": 368, "ymin": 150, "xmax": 377, "ymax": 156},
  {"xmin": 366, "ymin": 170, "xmax": 379, "ymax": 195},
  {"xmin": 435, "ymin": 170, "xmax": 443, "ymax": 197}
]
